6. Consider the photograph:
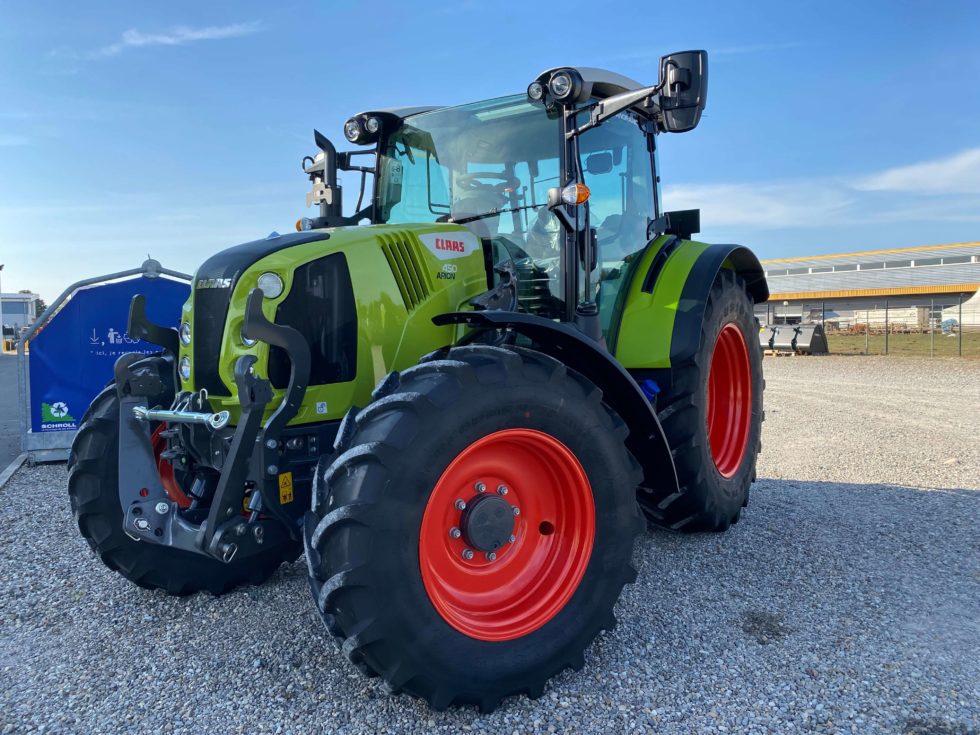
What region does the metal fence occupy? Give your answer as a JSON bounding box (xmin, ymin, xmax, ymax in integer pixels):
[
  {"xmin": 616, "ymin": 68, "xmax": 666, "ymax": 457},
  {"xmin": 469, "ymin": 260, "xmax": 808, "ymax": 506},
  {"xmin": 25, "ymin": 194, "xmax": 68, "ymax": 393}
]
[{"xmin": 756, "ymin": 294, "xmax": 980, "ymax": 358}]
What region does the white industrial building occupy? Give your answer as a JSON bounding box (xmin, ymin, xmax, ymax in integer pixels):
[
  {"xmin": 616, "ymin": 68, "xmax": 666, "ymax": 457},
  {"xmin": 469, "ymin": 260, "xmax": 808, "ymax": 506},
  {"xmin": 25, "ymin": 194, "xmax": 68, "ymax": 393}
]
[
  {"xmin": 1, "ymin": 292, "xmax": 39, "ymax": 331},
  {"xmin": 756, "ymin": 242, "xmax": 980, "ymax": 329}
]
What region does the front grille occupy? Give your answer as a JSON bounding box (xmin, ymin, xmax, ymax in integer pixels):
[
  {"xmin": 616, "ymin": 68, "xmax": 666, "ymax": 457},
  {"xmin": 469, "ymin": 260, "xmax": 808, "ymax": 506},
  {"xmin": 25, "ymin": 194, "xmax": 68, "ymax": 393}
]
[
  {"xmin": 193, "ymin": 286, "xmax": 233, "ymax": 396},
  {"xmin": 379, "ymin": 234, "xmax": 431, "ymax": 310},
  {"xmin": 268, "ymin": 253, "xmax": 357, "ymax": 389}
]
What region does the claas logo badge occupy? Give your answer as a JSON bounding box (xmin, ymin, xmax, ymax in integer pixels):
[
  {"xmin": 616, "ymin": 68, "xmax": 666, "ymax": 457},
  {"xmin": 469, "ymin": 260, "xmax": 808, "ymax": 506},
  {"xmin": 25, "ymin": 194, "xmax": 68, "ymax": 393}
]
[{"xmin": 197, "ymin": 278, "xmax": 232, "ymax": 289}]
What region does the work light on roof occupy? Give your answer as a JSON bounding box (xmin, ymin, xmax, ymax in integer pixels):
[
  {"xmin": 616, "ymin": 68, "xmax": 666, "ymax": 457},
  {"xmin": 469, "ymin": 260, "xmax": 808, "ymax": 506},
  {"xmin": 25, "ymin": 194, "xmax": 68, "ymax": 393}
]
[
  {"xmin": 344, "ymin": 118, "xmax": 363, "ymax": 143},
  {"xmin": 527, "ymin": 81, "xmax": 545, "ymax": 101}
]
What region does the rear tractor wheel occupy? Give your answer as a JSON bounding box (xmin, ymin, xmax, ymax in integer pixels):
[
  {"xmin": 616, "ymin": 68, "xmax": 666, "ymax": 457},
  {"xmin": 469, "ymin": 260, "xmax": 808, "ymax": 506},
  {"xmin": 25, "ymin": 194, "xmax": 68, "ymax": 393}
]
[
  {"xmin": 305, "ymin": 345, "xmax": 644, "ymax": 712},
  {"xmin": 642, "ymin": 268, "xmax": 763, "ymax": 532}
]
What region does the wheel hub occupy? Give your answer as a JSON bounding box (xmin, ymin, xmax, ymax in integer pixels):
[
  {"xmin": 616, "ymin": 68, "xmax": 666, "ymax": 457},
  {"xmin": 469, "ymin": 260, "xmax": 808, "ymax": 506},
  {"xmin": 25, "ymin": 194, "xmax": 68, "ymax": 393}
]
[{"xmin": 460, "ymin": 494, "xmax": 515, "ymax": 552}]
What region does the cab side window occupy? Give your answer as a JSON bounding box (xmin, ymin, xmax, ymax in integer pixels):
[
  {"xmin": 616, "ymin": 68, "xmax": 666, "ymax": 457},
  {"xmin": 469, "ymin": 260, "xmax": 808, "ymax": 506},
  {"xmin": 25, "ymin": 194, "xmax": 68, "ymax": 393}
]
[{"xmin": 579, "ymin": 113, "xmax": 657, "ymax": 337}]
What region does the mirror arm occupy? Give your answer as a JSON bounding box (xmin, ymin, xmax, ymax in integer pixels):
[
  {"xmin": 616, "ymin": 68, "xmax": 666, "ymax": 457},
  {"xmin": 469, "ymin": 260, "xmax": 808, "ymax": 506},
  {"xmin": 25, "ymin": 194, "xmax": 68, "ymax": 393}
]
[{"xmin": 567, "ymin": 81, "xmax": 664, "ymax": 139}]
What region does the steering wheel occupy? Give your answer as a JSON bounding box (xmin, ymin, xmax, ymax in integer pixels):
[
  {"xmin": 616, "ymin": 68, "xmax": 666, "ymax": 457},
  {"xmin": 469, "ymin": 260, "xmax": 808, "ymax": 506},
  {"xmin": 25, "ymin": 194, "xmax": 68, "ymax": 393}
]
[{"xmin": 457, "ymin": 171, "xmax": 520, "ymax": 194}]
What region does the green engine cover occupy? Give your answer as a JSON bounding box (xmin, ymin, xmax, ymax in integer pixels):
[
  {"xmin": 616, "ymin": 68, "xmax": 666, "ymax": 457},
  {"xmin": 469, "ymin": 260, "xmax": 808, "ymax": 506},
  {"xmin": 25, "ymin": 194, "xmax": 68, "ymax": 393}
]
[{"xmin": 177, "ymin": 223, "xmax": 488, "ymax": 425}]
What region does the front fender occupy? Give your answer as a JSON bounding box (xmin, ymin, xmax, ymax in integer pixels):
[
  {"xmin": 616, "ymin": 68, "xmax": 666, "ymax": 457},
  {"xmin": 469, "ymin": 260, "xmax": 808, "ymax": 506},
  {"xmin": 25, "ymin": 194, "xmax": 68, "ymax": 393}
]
[{"xmin": 433, "ymin": 310, "xmax": 679, "ymax": 500}]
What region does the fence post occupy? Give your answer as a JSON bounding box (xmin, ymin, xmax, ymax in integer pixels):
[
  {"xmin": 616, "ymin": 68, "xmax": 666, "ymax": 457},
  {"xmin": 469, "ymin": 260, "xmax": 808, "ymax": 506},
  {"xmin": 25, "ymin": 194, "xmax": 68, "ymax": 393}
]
[
  {"xmin": 959, "ymin": 293, "xmax": 964, "ymax": 357},
  {"xmin": 865, "ymin": 308, "xmax": 870, "ymax": 355},
  {"xmin": 884, "ymin": 299, "xmax": 889, "ymax": 355},
  {"xmin": 930, "ymin": 297, "xmax": 934, "ymax": 357},
  {"xmin": 821, "ymin": 301, "xmax": 825, "ymax": 328}
]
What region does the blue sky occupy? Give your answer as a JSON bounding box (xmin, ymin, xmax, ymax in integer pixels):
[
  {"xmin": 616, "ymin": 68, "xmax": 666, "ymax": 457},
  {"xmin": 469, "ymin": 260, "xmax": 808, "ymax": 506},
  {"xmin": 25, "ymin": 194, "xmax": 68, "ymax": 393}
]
[{"xmin": 1, "ymin": 0, "xmax": 978, "ymax": 301}]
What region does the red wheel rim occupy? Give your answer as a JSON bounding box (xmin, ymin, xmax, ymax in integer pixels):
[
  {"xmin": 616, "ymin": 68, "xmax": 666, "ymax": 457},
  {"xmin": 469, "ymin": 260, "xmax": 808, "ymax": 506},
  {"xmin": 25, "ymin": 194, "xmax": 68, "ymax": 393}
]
[
  {"xmin": 706, "ymin": 323, "xmax": 753, "ymax": 478},
  {"xmin": 419, "ymin": 429, "xmax": 595, "ymax": 641},
  {"xmin": 151, "ymin": 424, "xmax": 191, "ymax": 508}
]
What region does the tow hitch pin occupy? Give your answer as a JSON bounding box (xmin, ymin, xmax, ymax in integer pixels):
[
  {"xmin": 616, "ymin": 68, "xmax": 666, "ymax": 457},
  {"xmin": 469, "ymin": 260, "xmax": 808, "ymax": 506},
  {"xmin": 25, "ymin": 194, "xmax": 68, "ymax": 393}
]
[{"xmin": 132, "ymin": 405, "xmax": 231, "ymax": 431}]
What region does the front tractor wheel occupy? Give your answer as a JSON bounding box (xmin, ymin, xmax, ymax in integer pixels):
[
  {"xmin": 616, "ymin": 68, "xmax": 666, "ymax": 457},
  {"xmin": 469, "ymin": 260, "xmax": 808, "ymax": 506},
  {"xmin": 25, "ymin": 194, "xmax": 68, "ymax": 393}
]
[
  {"xmin": 305, "ymin": 345, "xmax": 643, "ymax": 712},
  {"xmin": 67, "ymin": 386, "xmax": 299, "ymax": 595}
]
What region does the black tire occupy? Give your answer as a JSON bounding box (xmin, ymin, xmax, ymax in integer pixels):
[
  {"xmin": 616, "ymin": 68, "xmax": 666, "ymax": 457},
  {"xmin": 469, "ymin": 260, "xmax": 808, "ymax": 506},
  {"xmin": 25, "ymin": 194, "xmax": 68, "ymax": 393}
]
[
  {"xmin": 67, "ymin": 386, "xmax": 300, "ymax": 596},
  {"xmin": 640, "ymin": 269, "xmax": 763, "ymax": 532},
  {"xmin": 306, "ymin": 345, "xmax": 643, "ymax": 712}
]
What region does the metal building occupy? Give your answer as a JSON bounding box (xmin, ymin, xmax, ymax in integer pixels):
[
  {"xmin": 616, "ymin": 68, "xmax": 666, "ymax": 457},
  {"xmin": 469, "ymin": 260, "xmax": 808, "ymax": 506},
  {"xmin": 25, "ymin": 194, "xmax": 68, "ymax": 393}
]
[{"xmin": 756, "ymin": 241, "xmax": 980, "ymax": 328}]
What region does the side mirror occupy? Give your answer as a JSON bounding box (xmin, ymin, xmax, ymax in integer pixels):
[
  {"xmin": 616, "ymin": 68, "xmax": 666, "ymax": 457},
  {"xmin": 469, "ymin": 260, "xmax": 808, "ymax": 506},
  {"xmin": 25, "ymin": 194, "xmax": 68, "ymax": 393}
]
[
  {"xmin": 585, "ymin": 151, "xmax": 613, "ymax": 175},
  {"xmin": 658, "ymin": 50, "xmax": 708, "ymax": 133}
]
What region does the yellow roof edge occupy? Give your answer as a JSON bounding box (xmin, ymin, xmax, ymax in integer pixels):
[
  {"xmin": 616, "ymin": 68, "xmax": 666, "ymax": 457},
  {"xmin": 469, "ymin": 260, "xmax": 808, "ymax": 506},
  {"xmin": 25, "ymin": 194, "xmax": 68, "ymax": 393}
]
[
  {"xmin": 762, "ymin": 241, "xmax": 980, "ymax": 265},
  {"xmin": 768, "ymin": 283, "xmax": 980, "ymax": 301}
]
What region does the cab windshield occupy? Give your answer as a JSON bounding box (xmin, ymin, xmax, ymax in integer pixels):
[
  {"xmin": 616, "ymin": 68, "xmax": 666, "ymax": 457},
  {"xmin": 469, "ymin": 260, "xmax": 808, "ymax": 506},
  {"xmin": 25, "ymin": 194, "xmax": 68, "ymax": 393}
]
[
  {"xmin": 377, "ymin": 94, "xmax": 657, "ymax": 327},
  {"xmin": 377, "ymin": 95, "xmax": 559, "ymax": 234}
]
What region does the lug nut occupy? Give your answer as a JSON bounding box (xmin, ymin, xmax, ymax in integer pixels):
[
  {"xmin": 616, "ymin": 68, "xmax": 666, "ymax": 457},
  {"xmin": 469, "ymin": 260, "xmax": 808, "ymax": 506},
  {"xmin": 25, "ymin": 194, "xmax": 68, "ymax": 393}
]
[
  {"xmin": 462, "ymin": 549, "xmax": 474, "ymax": 560},
  {"xmin": 265, "ymin": 438, "xmax": 278, "ymax": 449},
  {"xmin": 474, "ymin": 482, "xmax": 486, "ymax": 493},
  {"xmin": 449, "ymin": 527, "xmax": 462, "ymax": 539},
  {"xmin": 454, "ymin": 499, "xmax": 466, "ymax": 511},
  {"xmin": 496, "ymin": 484, "xmax": 509, "ymax": 496},
  {"xmin": 512, "ymin": 506, "xmax": 520, "ymax": 516},
  {"xmin": 485, "ymin": 551, "xmax": 497, "ymax": 561},
  {"xmin": 267, "ymin": 465, "xmax": 278, "ymax": 475},
  {"xmin": 154, "ymin": 502, "xmax": 169, "ymax": 515},
  {"xmin": 509, "ymin": 534, "xmax": 516, "ymax": 544}
]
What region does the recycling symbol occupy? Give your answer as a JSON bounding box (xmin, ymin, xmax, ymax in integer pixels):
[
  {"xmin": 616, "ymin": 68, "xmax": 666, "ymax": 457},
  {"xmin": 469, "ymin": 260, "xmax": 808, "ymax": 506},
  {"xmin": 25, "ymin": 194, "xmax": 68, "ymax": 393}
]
[{"xmin": 49, "ymin": 402, "xmax": 70, "ymax": 418}]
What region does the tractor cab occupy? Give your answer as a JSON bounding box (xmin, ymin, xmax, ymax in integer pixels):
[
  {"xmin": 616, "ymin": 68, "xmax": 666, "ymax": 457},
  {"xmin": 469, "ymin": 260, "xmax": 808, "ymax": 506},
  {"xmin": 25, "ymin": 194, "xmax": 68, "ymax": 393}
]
[{"xmin": 301, "ymin": 53, "xmax": 709, "ymax": 340}]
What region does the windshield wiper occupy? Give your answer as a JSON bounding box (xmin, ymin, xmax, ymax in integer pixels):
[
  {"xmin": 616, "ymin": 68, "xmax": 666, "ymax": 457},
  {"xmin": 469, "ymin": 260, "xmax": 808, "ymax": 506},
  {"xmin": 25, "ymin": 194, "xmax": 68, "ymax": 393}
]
[{"xmin": 449, "ymin": 202, "xmax": 545, "ymax": 225}]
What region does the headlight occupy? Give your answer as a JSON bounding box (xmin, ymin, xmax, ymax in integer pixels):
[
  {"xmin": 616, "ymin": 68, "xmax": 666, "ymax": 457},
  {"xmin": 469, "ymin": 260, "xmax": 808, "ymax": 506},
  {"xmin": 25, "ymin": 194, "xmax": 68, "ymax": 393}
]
[
  {"xmin": 364, "ymin": 116, "xmax": 381, "ymax": 134},
  {"xmin": 178, "ymin": 356, "xmax": 191, "ymax": 381},
  {"xmin": 527, "ymin": 81, "xmax": 545, "ymax": 101},
  {"xmin": 241, "ymin": 326, "xmax": 257, "ymax": 347},
  {"xmin": 344, "ymin": 118, "xmax": 363, "ymax": 143},
  {"xmin": 256, "ymin": 272, "xmax": 284, "ymax": 299},
  {"xmin": 548, "ymin": 69, "xmax": 582, "ymax": 102},
  {"xmin": 179, "ymin": 322, "xmax": 191, "ymax": 346},
  {"xmin": 549, "ymin": 72, "xmax": 574, "ymax": 100}
]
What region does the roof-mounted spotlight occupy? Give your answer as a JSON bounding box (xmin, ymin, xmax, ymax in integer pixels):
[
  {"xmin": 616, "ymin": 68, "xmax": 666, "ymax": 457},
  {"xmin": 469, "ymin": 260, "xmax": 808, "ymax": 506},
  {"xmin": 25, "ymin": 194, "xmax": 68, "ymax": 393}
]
[
  {"xmin": 527, "ymin": 81, "xmax": 545, "ymax": 102},
  {"xmin": 343, "ymin": 115, "xmax": 383, "ymax": 145},
  {"xmin": 343, "ymin": 117, "xmax": 364, "ymax": 143},
  {"xmin": 547, "ymin": 69, "xmax": 584, "ymax": 103}
]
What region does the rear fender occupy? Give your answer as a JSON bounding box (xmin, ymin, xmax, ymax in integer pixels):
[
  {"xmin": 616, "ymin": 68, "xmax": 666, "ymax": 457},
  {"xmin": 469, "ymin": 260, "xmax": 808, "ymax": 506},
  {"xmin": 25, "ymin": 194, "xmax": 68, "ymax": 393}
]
[
  {"xmin": 433, "ymin": 310, "xmax": 679, "ymax": 499},
  {"xmin": 613, "ymin": 240, "xmax": 768, "ymax": 369}
]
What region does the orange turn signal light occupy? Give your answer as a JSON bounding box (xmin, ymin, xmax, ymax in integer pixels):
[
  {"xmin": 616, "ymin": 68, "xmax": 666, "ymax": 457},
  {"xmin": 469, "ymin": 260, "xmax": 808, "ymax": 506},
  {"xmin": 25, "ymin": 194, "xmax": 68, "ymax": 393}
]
[{"xmin": 561, "ymin": 183, "xmax": 591, "ymax": 206}]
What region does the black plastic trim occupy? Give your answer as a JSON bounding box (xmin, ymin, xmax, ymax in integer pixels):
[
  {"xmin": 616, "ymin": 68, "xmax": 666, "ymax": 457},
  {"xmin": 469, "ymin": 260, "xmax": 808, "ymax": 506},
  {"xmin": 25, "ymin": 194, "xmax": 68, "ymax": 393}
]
[
  {"xmin": 670, "ymin": 244, "xmax": 769, "ymax": 364},
  {"xmin": 640, "ymin": 236, "xmax": 680, "ymax": 293}
]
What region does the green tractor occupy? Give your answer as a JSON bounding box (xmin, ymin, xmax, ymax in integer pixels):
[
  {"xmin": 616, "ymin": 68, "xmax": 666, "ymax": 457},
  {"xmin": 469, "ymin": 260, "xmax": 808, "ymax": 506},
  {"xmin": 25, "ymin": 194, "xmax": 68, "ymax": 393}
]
[{"xmin": 68, "ymin": 50, "xmax": 767, "ymax": 712}]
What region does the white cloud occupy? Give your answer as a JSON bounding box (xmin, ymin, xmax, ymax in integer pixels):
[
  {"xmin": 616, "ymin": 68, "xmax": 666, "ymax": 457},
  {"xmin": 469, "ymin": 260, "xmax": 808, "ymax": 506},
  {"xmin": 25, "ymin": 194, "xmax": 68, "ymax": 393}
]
[
  {"xmin": 664, "ymin": 147, "xmax": 980, "ymax": 229},
  {"xmin": 663, "ymin": 181, "xmax": 853, "ymax": 228},
  {"xmin": 96, "ymin": 22, "xmax": 262, "ymax": 57},
  {"xmin": 856, "ymin": 147, "xmax": 980, "ymax": 195}
]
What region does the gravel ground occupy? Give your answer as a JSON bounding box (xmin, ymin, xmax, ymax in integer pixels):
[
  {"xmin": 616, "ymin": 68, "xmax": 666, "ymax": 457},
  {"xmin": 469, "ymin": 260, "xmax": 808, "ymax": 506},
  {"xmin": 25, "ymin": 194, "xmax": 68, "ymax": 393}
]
[{"xmin": 1, "ymin": 355, "xmax": 978, "ymax": 735}]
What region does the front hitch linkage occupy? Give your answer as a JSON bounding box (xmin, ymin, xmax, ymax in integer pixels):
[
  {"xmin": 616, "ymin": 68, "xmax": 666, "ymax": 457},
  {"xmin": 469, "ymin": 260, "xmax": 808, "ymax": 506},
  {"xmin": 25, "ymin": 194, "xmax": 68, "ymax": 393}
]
[{"xmin": 116, "ymin": 288, "xmax": 312, "ymax": 563}]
